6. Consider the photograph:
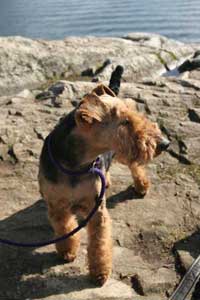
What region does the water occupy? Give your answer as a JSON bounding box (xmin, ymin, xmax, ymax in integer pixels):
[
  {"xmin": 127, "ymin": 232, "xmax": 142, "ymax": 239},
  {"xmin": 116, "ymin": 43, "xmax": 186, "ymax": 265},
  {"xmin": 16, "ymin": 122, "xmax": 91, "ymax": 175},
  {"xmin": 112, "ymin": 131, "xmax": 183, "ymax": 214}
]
[{"xmin": 0, "ymin": 0, "xmax": 200, "ymax": 42}]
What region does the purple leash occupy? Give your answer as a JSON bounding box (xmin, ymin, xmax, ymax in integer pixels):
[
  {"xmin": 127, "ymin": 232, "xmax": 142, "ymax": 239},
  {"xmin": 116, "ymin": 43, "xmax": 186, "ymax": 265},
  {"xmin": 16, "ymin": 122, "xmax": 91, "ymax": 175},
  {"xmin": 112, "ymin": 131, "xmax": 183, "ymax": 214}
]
[{"xmin": 0, "ymin": 135, "xmax": 106, "ymax": 248}]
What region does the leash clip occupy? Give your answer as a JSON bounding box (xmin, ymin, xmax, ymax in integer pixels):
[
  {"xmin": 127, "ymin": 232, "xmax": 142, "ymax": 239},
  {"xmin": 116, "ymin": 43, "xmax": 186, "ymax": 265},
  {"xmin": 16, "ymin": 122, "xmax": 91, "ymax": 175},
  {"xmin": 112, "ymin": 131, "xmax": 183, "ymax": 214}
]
[{"xmin": 91, "ymin": 156, "xmax": 101, "ymax": 172}]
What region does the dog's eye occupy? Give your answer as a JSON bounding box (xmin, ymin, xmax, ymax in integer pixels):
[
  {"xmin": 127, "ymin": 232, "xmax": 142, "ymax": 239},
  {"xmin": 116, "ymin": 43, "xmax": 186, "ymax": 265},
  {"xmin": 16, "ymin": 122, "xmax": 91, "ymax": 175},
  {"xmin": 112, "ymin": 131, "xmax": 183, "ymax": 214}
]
[{"xmin": 120, "ymin": 119, "xmax": 130, "ymax": 126}]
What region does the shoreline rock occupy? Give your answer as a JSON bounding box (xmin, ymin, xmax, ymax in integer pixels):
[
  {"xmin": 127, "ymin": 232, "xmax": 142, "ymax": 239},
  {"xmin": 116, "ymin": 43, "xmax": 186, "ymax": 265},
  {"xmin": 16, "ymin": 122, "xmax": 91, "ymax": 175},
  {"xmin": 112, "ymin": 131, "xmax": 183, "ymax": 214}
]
[{"xmin": 0, "ymin": 33, "xmax": 195, "ymax": 96}]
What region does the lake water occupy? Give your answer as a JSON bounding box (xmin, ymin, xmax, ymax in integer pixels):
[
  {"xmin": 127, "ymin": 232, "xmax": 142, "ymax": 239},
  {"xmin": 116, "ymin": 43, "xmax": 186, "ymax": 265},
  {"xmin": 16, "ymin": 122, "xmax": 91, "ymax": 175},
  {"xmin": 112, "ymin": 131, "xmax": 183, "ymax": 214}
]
[{"xmin": 0, "ymin": 0, "xmax": 199, "ymax": 42}]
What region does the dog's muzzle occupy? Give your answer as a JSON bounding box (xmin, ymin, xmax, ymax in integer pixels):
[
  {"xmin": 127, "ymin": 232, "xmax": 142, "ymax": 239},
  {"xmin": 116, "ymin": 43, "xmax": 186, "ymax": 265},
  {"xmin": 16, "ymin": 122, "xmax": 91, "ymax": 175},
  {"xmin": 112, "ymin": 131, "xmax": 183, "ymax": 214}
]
[{"xmin": 157, "ymin": 137, "xmax": 170, "ymax": 152}]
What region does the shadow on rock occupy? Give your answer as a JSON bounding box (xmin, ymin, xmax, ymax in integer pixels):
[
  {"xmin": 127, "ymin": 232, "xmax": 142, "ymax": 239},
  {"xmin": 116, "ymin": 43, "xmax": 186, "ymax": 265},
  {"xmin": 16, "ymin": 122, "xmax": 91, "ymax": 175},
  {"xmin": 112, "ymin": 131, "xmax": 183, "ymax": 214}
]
[
  {"xmin": 1, "ymin": 192, "xmax": 132, "ymax": 299},
  {"xmin": 107, "ymin": 185, "xmax": 144, "ymax": 209},
  {"xmin": 0, "ymin": 187, "xmax": 142, "ymax": 299},
  {"xmin": 0, "ymin": 200, "xmax": 90, "ymax": 299},
  {"xmin": 20, "ymin": 274, "xmax": 95, "ymax": 300}
]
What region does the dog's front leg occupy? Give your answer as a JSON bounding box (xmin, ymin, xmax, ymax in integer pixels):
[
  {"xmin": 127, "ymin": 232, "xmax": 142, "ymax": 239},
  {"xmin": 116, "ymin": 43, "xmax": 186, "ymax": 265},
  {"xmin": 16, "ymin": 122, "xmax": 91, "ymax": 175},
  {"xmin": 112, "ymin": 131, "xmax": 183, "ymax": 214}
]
[
  {"xmin": 129, "ymin": 162, "xmax": 150, "ymax": 196},
  {"xmin": 87, "ymin": 200, "xmax": 112, "ymax": 286},
  {"xmin": 48, "ymin": 202, "xmax": 80, "ymax": 262}
]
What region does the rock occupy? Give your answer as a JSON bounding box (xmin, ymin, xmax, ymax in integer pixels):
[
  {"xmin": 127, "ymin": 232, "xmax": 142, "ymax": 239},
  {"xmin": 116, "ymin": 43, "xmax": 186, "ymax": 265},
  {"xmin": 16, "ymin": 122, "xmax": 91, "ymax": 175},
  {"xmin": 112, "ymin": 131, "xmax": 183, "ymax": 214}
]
[
  {"xmin": 178, "ymin": 50, "xmax": 200, "ymax": 74},
  {"xmin": 36, "ymin": 91, "xmax": 54, "ymax": 101},
  {"xmin": 113, "ymin": 247, "xmax": 177, "ymax": 296},
  {"xmin": 81, "ymin": 67, "xmax": 94, "ymax": 77},
  {"xmin": 113, "ymin": 246, "xmax": 151, "ymax": 281},
  {"xmin": 174, "ymin": 236, "xmax": 200, "ymax": 298},
  {"xmin": 81, "ymin": 59, "xmax": 112, "ymax": 78},
  {"xmin": 178, "ymin": 58, "xmax": 200, "ymax": 73},
  {"xmin": 175, "ymin": 231, "xmax": 200, "ymax": 271},
  {"xmin": 176, "ymin": 250, "xmax": 194, "ymax": 271},
  {"xmin": 0, "ymin": 34, "xmax": 194, "ymax": 96},
  {"xmin": 17, "ymin": 89, "xmax": 35, "ymax": 99},
  {"xmin": 0, "ymin": 36, "xmax": 200, "ymax": 300},
  {"xmin": 135, "ymin": 297, "xmax": 162, "ymax": 300},
  {"xmin": 35, "ymin": 82, "xmax": 65, "ymax": 106},
  {"xmin": 188, "ymin": 108, "xmax": 200, "ymax": 123},
  {"xmin": 193, "ymin": 50, "xmax": 200, "ymax": 58},
  {"xmin": 9, "ymin": 96, "xmax": 27, "ymax": 105},
  {"xmin": 34, "ymin": 279, "xmax": 136, "ymax": 300},
  {"xmin": 0, "ymin": 144, "xmax": 9, "ymax": 161},
  {"xmin": 132, "ymin": 268, "xmax": 177, "ymax": 296},
  {"xmin": 48, "ymin": 82, "xmax": 65, "ymax": 96},
  {"xmin": 125, "ymin": 32, "xmax": 194, "ymax": 72},
  {"xmin": 178, "ymin": 60, "xmax": 193, "ymax": 73},
  {"xmin": 95, "ymin": 59, "xmax": 112, "ymax": 75}
]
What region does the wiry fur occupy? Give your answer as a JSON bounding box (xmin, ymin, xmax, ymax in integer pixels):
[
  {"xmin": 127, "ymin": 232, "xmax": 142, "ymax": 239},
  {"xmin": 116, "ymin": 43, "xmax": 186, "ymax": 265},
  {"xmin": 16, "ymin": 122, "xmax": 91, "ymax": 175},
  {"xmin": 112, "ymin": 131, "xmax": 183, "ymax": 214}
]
[{"xmin": 39, "ymin": 84, "xmax": 167, "ymax": 286}]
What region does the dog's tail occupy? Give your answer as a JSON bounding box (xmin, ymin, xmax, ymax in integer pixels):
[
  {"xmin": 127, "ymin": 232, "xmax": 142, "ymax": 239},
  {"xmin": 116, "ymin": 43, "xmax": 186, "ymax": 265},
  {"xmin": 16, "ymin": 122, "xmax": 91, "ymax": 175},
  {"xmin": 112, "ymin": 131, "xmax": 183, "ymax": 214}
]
[
  {"xmin": 104, "ymin": 65, "xmax": 124, "ymax": 172},
  {"xmin": 109, "ymin": 65, "xmax": 124, "ymax": 96}
]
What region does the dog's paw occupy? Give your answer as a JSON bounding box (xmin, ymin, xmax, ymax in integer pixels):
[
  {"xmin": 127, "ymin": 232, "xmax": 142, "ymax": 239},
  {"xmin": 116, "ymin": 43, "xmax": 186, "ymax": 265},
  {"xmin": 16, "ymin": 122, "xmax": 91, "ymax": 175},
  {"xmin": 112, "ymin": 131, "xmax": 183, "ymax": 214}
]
[
  {"xmin": 56, "ymin": 247, "xmax": 77, "ymax": 263},
  {"xmin": 91, "ymin": 273, "xmax": 110, "ymax": 286},
  {"xmin": 134, "ymin": 179, "xmax": 150, "ymax": 196},
  {"xmin": 56, "ymin": 240, "xmax": 79, "ymax": 263},
  {"xmin": 63, "ymin": 252, "xmax": 77, "ymax": 263}
]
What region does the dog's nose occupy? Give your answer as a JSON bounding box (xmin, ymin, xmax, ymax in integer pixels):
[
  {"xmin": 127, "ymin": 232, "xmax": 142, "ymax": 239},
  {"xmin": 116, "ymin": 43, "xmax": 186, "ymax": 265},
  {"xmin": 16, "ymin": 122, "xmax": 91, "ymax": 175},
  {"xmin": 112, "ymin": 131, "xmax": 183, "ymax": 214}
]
[{"xmin": 157, "ymin": 137, "xmax": 170, "ymax": 151}]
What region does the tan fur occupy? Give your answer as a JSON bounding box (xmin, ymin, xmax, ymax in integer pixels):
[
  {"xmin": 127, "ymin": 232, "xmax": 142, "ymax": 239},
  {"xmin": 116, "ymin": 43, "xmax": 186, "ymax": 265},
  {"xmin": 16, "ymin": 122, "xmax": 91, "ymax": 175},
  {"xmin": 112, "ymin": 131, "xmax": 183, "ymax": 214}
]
[{"xmin": 39, "ymin": 84, "xmax": 165, "ymax": 286}]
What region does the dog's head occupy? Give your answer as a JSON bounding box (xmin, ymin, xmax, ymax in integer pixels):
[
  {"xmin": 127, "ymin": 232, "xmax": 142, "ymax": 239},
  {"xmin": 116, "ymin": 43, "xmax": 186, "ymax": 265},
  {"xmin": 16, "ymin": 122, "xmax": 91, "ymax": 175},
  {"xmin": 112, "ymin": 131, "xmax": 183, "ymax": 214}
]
[{"xmin": 75, "ymin": 84, "xmax": 169, "ymax": 163}]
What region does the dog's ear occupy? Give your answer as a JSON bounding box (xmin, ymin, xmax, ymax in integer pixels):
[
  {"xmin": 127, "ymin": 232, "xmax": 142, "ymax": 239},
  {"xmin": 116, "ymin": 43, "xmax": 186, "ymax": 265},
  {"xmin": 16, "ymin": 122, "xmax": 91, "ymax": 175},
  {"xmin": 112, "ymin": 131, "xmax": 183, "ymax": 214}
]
[
  {"xmin": 75, "ymin": 93, "xmax": 108, "ymax": 128},
  {"xmin": 92, "ymin": 84, "xmax": 116, "ymax": 97}
]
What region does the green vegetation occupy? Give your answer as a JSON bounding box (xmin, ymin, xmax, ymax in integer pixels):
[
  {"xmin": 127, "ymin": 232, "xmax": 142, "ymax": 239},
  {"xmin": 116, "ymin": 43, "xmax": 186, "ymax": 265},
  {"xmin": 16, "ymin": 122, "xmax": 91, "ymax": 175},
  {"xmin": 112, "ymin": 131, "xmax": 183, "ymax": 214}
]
[
  {"xmin": 154, "ymin": 52, "xmax": 167, "ymax": 66},
  {"xmin": 153, "ymin": 50, "xmax": 178, "ymax": 67}
]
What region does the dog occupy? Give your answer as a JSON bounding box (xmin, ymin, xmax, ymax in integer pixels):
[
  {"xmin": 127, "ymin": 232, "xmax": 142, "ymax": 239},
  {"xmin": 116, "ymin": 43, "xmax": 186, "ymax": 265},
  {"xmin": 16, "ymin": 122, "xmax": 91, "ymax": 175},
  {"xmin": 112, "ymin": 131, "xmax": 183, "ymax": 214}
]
[{"xmin": 38, "ymin": 68, "xmax": 169, "ymax": 286}]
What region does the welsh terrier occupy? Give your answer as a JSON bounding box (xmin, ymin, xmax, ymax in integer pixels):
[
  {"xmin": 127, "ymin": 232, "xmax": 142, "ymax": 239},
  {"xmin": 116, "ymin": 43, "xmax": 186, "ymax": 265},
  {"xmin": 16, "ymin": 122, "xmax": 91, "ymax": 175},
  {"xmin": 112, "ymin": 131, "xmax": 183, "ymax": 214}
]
[{"xmin": 38, "ymin": 67, "xmax": 169, "ymax": 286}]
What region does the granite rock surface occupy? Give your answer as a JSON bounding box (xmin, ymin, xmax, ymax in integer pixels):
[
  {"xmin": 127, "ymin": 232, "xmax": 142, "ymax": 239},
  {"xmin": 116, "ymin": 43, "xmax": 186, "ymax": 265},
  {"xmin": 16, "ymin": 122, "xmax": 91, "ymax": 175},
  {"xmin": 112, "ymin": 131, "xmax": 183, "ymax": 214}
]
[{"xmin": 0, "ymin": 34, "xmax": 200, "ymax": 300}]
